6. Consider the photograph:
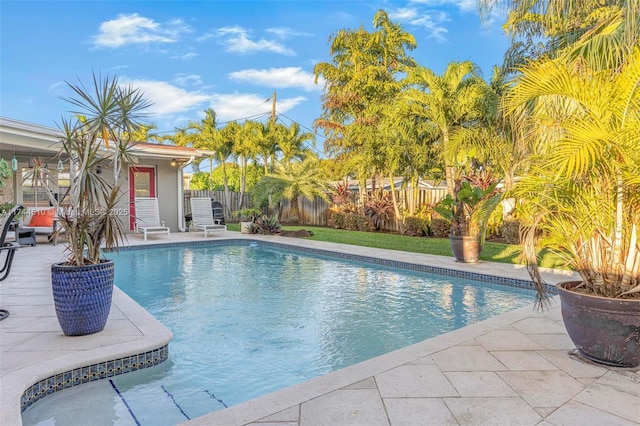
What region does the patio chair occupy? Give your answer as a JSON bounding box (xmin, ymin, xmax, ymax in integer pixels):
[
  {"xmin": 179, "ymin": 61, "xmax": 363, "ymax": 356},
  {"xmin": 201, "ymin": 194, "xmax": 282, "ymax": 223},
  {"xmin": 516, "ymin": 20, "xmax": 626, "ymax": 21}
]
[
  {"xmin": 134, "ymin": 197, "xmax": 171, "ymax": 241},
  {"xmin": 190, "ymin": 197, "xmax": 227, "ymax": 237},
  {"xmin": 0, "ymin": 205, "xmax": 23, "ymax": 320}
]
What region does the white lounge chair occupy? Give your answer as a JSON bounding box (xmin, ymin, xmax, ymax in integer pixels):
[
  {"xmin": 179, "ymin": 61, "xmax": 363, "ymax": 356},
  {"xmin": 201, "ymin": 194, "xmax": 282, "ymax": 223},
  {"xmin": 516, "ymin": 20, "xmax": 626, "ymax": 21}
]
[
  {"xmin": 134, "ymin": 197, "xmax": 170, "ymax": 241},
  {"xmin": 190, "ymin": 197, "xmax": 227, "ymax": 237}
]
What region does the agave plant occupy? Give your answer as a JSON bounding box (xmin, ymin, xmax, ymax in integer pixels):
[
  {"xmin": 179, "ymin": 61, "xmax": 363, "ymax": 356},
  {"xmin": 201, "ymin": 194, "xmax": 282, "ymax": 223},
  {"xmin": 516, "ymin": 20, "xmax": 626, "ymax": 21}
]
[{"xmin": 250, "ymin": 215, "xmax": 282, "ymax": 235}]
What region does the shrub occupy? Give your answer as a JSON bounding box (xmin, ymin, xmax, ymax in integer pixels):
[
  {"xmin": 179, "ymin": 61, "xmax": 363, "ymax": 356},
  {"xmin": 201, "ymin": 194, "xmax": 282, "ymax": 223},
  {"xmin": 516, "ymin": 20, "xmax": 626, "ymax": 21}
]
[
  {"xmin": 345, "ymin": 213, "xmax": 374, "ymax": 231},
  {"xmin": 328, "ymin": 211, "xmax": 345, "ymax": 229},
  {"xmin": 328, "ymin": 211, "xmax": 373, "ymax": 231},
  {"xmin": 331, "ymin": 182, "xmax": 358, "ymax": 213},
  {"xmin": 250, "ymin": 215, "xmax": 282, "ymax": 235},
  {"xmin": 364, "ymin": 192, "xmax": 394, "ymax": 230},
  {"xmin": 501, "ymin": 219, "xmax": 521, "ymax": 244},
  {"xmin": 403, "ymin": 216, "xmax": 429, "ymax": 236},
  {"xmin": 430, "ymin": 217, "xmax": 451, "ymax": 237}
]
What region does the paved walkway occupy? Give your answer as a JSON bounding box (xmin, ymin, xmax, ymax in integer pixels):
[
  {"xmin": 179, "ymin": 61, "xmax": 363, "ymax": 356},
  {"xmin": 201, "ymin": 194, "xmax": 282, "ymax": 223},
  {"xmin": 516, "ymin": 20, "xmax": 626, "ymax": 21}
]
[{"xmin": 1, "ymin": 232, "xmax": 638, "ymax": 425}]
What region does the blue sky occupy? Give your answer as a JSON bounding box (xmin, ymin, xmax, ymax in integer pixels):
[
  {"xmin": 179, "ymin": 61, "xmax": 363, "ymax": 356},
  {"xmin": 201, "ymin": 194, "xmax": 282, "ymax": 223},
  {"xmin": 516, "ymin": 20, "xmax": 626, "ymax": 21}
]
[{"xmin": 1, "ymin": 0, "xmax": 509, "ymax": 144}]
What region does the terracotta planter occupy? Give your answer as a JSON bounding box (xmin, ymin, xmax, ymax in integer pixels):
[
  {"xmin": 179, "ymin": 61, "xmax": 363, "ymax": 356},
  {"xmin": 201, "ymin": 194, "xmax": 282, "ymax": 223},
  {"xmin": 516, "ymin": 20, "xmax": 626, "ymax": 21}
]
[
  {"xmin": 449, "ymin": 235, "xmax": 482, "ymax": 263},
  {"xmin": 557, "ymin": 281, "xmax": 640, "ymax": 367}
]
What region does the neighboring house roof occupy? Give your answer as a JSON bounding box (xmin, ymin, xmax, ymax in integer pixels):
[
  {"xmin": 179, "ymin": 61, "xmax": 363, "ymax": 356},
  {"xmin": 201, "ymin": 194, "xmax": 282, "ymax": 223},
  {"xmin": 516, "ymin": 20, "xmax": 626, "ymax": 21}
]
[
  {"xmin": 0, "ymin": 116, "xmax": 214, "ymax": 161},
  {"xmin": 336, "ymin": 177, "xmax": 447, "ymax": 191}
]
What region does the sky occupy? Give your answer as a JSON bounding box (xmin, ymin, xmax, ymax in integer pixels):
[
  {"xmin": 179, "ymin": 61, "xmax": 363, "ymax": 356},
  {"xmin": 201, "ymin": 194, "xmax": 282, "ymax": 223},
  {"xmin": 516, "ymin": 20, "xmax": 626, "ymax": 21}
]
[{"xmin": 1, "ymin": 0, "xmax": 509, "ymax": 151}]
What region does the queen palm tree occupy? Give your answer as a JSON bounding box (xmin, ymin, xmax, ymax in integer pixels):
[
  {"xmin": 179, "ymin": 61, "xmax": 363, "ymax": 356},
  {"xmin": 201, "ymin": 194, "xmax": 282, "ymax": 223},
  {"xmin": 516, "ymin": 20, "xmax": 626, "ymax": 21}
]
[
  {"xmin": 277, "ymin": 122, "xmax": 314, "ymax": 165},
  {"xmin": 404, "ymin": 61, "xmax": 491, "ymax": 196},
  {"xmin": 314, "ymin": 9, "xmax": 417, "ymax": 205}
]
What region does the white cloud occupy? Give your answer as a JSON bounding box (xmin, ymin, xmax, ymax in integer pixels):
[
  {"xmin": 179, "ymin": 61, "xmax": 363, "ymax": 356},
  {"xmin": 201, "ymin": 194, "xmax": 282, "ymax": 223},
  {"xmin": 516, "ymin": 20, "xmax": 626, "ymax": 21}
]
[
  {"xmin": 213, "ymin": 26, "xmax": 295, "ymax": 56},
  {"xmin": 389, "ymin": 8, "xmax": 450, "ymax": 42},
  {"xmin": 409, "ymin": 0, "xmax": 477, "ymax": 12},
  {"xmin": 170, "ymin": 51, "xmax": 199, "ymax": 60},
  {"xmin": 47, "ymin": 81, "xmax": 67, "ymax": 96},
  {"xmin": 116, "ymin": 77, "xmax": 306, "ymax": 125},
  {"xmin": 120, "ymin": 78, "xmax": 212, "ymax": 115},
  {"xmin": 210, "ymin": 93, "xmax": 306, "ymax": 122},
  {"xmin": 92, "ymin": 14, "xmax": 191, "ymax": 48},
  {"xmin": 228, "ymin": 67, "xmax": 321, "ymax": 92},
  {"xmin": 265, "ymin": 27, "xmax": 312, "ymax": 39},
  {"xmin": 173, "ymin": 74, "xmax": 203, "ymax": 87}
]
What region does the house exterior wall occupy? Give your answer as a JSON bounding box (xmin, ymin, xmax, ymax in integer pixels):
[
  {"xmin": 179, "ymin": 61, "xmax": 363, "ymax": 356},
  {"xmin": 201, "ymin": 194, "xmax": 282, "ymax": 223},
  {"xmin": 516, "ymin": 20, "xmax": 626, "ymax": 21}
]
[
  {"xmin": 1, "ymin": 117, "xmax": 205, "ymax": 235},
  {"xmin": 125, "ymin": 160, "xmax": 182, "ymax": 232}
]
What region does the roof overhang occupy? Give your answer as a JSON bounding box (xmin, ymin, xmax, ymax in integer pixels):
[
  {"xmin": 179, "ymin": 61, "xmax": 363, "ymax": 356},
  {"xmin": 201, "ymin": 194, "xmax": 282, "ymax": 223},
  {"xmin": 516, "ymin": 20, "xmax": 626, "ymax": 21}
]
[{"xmin": 0, "ymin": 116, "xmax": 212, "ymax": 160}]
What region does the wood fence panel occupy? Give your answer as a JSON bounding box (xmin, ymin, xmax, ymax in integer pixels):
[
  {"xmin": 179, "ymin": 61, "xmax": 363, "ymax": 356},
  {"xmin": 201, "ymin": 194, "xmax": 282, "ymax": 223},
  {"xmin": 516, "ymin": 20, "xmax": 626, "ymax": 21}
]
[{"xmin": 184, "ymin": 188, "xmax": 446, "ymax": 228}]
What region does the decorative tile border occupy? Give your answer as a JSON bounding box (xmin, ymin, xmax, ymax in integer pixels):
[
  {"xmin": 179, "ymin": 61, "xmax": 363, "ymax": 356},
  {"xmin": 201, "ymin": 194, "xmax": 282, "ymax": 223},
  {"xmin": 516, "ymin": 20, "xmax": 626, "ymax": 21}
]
[
  {"xmin": 111, "ymin": 239, "xmax": 557, "ymax": 295},
  {"xmin": 20, "ymin": 345, "xmax": 168, "ymax": 412}
]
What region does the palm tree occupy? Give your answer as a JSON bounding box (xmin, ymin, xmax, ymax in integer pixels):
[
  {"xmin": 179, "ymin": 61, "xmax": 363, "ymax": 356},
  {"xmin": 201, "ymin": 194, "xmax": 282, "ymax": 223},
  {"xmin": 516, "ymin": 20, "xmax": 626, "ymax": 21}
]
[
  {"xmin": 504, "ymin": 47, "xmax": 640, "ymax": 305},
  {"xmin": 271, "ymin": 158, "xmax": 332, "ymax": 224},
  {"xmin": 480, "ymin": 0, "xmax": 639, "ymax": 72},
  {"xmin": 277, "ymin": 122, "xmax": 314, "ymax": 164},
  {"xmin": 404, "ymin": 61, "xmax": 490, "ymax": 196},
  {"xmin": 314, "ymin": 9, "xmax": 417, "ymax": 205},
  {"xmin": 233, "ymin": 120, "xmax": 261, "ymax": 209}
]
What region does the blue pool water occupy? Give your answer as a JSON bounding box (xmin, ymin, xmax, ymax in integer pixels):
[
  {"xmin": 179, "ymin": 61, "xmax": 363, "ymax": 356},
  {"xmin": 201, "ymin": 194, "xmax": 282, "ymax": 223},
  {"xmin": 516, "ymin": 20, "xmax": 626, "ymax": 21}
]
[{"xmin": 23, "ymin": 242, "xmax": 537, "ymax": 425}]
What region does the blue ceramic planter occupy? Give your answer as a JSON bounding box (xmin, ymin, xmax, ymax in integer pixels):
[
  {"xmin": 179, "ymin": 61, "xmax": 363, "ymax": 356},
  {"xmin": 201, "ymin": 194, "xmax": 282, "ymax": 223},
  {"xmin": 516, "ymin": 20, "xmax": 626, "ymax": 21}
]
[{"xmin": 51, "ymin": 260, "xmax": 114, "ymax": 336}]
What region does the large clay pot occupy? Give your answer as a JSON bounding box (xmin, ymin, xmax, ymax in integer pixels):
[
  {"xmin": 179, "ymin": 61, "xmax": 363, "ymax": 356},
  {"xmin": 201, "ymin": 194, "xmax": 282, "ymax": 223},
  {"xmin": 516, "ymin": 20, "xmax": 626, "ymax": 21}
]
[
  {"xmin": 51, "ymin": 260, "xmax": 114, "ymax": 336},
  {"xmin": 449, "ymin": 235, "xmax": 482, "ymax": 263},
  {"xmin": 556, "ymin": 281, "xmax": 640, "ymax": 367}
]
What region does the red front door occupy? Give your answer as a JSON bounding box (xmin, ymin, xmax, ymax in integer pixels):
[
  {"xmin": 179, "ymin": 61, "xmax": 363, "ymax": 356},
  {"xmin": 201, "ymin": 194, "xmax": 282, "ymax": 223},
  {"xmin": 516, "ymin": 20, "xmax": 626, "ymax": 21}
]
[{"xmin": 129, "ymin": 167, "xmax": 156, "ymax": 230}]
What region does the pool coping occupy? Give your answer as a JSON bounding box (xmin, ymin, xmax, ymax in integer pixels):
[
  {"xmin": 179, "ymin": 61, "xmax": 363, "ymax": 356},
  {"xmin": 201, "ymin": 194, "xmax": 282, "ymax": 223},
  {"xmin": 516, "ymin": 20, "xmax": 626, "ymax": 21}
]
[{"xmin": 3, "ymin": 232, "xmax": 595, "ymax": 425}]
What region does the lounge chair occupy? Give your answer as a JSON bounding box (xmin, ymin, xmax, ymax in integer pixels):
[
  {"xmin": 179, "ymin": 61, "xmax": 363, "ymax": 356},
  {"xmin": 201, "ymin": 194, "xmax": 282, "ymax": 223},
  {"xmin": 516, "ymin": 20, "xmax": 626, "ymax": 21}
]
[
  {"xmin": 190, "ymin": 197, "xmax": 227, "ymax": 237},
  {"xmin": 21, "ymin": 206, "xmax": 61, "ymax": 245},
  {"xmin": 0, "ymin": 205, "xmax": 23, "ymax": 320},
  {"xmin": 134, "ymin": 197, "xmax": 171, "ymax": 241}
]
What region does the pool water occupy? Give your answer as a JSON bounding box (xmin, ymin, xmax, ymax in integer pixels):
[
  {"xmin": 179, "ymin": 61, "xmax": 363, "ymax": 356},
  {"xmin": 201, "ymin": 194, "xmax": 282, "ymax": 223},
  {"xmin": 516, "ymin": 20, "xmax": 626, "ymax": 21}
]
[{"xmin": 23, "ymin": 243, "xmax": 536, "ymax": 425}]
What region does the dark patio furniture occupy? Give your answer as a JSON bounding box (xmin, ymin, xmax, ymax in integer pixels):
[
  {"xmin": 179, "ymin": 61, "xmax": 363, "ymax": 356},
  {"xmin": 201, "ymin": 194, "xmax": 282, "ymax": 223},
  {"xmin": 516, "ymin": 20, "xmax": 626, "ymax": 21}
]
[{"xmin": 0, "ymin": 205, "xmax": 24, "ymax": 320}]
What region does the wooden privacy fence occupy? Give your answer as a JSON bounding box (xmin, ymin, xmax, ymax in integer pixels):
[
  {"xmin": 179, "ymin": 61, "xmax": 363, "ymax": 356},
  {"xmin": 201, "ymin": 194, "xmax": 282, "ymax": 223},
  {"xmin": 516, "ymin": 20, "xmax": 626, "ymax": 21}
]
[
  {"xmin": 183, "ymin": 190, "xmax": 251, "ymax": 219},
  {"xmin": 183, "ymin": 188, "xmax": 447, "ymax": 231}
]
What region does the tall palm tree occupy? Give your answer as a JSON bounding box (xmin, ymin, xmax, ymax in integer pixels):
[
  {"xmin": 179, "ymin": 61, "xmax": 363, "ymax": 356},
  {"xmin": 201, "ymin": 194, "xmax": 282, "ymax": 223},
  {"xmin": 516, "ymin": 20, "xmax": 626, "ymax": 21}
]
[
  {"xmin": 314, "ymin": 9, "xmax": 417, "ymax": 205},
  {"xmin": 404, "ymin": 61, "xmax": 490, "ymax": 196},
  {"xmin": 277, "ymin": 122, "xmax": 315, "ymax": 165},
  {"xmin": 481, "ymin": 0, "xmax": 639, "ymax": 72},
  {"xmin": 233, "ymin": 120, "xmax": 261, "ymax": 209}
]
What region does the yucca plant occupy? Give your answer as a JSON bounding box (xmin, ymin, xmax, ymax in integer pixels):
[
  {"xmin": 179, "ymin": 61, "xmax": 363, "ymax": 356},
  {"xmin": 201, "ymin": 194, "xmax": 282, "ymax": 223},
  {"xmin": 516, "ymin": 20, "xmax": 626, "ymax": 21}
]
[{"xmin": 57, "ymin": 73, "xmax": 151, "ymax": 265}]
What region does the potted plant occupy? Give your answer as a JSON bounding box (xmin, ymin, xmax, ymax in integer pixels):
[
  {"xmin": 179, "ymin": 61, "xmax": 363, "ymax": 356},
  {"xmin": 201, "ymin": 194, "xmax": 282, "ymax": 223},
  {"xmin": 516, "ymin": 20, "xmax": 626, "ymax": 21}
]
[
  {"xmin": 507, "ymin": 48, "xmax": 640, "ymax": 367},
  {"xmin": 232, "ymin": 207, "xmax": 262, "ymax": 234},
  {"xmin": 51, "ymin": 73, "xmax": 150, "ymax": 336},
  {"xmin": 435, "ymin": 179, "xmax": 500, "ymax": 263}
]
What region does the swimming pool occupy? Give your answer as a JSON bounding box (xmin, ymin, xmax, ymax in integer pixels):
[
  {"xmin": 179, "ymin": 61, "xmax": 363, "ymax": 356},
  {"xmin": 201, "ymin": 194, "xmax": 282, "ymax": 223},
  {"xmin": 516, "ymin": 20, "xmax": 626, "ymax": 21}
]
[{"xmin": 23, "ymin": 241, "xmax": 537, "ymax": 425}]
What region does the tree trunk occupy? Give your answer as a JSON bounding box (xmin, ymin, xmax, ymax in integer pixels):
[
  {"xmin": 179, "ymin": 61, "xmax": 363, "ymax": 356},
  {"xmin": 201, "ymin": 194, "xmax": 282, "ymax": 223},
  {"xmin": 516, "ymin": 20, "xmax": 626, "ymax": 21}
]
[
  {"xmin": 238, "ymin": 156, "xmax": 247, "ymax": 209},
  {"xmin": 290, "ymin": 196, "xmax": 300, "ymax": 223},
  {"xmin": 222, "ymin": 162, "xmax": 230, "ymax": 217},
  {"xmin": 389, "ymin": 173, "xmax": 403, "ymax": 233}
]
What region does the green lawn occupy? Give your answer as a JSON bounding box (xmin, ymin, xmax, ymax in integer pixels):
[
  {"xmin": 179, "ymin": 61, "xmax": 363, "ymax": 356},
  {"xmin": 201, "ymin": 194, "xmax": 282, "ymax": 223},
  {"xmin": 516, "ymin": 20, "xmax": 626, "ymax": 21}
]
[{"xmin": 225, "ymin": 223, "xmax": 565, "ymax": 269}]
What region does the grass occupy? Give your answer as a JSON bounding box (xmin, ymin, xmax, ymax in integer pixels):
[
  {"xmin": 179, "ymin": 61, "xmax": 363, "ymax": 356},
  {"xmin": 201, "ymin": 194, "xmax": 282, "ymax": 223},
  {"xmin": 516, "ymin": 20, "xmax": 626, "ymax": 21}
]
[{"xmin": 225, "ymin": 223, "xmax": 565, "ymax": 269}]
